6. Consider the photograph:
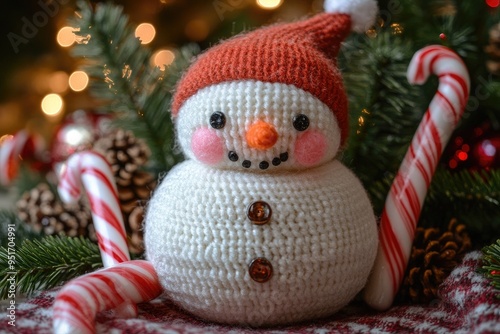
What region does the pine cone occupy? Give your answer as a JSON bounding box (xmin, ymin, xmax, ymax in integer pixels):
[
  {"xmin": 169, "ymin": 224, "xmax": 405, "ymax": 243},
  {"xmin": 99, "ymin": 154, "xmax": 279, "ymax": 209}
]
[
  {"xmin": 93, "ymin": 129, "xmax": 156, "ymax": 254},
  {"xmin": 119, "ymin": 170, "xmax": 156, "ymax": 254},
  {"xmin": 16, "ymin": 183, "xmax": 95, "ymax": 241},
  {"xmin": 128, "ymin": 206, "xmax": 146, "ymax": 254},
  {"xmin": 398, "ymin": 219, "xmax": 472, "ymax": 304},
  {"xmin": 93, "ymin": 129, "xmax": 150, "ymax": 182},
  {"xmin": 486, "ymin": 23, "xmax": 500, "ymax": 76}
]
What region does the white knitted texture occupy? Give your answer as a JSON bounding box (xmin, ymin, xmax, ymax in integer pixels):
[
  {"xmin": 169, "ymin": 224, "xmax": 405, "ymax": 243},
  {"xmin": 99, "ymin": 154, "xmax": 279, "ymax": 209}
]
[
  {"xmin": 145, "ymin": 159, "xmax": 378, "ymax": 326},
  {"xmin": 175, "ymin": 81, "xmax": 341, "ymax": 171},
  {"xmin": 324, "ymin": 0, "xmax": 378, "ymax": 33},
  {"xmin": 146, "ymin": 80, "xmax": 377, "ymax": 325}
]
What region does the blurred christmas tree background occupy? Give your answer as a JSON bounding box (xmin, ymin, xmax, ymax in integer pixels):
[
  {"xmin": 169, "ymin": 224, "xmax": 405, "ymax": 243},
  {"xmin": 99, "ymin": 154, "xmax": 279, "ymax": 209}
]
[
  {"xmin": 0, "ymin": 0, "xmax": 317, "ymax": 147},
  {"xmin": 0, "ymin": 0, "xmax": 499, "ymax": 302}
]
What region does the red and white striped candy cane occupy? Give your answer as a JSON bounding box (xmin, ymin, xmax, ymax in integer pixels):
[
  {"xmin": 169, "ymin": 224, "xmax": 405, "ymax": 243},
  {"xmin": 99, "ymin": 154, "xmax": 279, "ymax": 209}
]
[
  {"xmin": 58, "ymin": 150, "xmax": 130, "ymax": 267},
  {"xmin": 0, "ymin": 130, "xmax": 45, "ymax": 186},
  {"xmin": 364, "ymin": 45, "xmax": 470, "ymax": 310},
  {"xmin": 53, "ymin": 260, "xmax": 162, "ymax": 334}
]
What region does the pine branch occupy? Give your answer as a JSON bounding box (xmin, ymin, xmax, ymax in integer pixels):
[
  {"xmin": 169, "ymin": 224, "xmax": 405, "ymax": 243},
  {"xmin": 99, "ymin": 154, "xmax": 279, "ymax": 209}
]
[
  {"xmin": 0, "ymin": 236, "xmax": 102, "ymax": 300},
  {"xmin": 70, "ymin": 1, "xmax": 198, "ymax": 174},
  {"xmin": 421, "ymin": 168, "xmax": 500, "ymax": 243},
  {"xmin": 426, "ymin": 169, "xmax": 500, "ymax": 206},
  {"xmin": 480, "ymin": 239, "xmax": 500, "ymax": 297}
]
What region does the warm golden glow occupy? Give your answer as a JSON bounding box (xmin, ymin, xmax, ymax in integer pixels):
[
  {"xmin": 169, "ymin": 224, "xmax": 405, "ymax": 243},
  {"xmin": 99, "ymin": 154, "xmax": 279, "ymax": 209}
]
[
  {"xmin": 49, "ymin": 71, "xmax": 69, "ymax": 94},
  {"xmin": 366, "ymin": 29, "xmax": 378, "ymax": 39},
  {"xmin": 256, "ymin": 0, "xmax": 283, "ymax": 9},
  {"xmin": 57, "ymin": 26, "xmax": 76, "ymax": 47},
  {"xmin": 358, "ymin": 116, "xmax": 365, "ymax": 126},
  {"xmin": 391, "ymin": 23, "xmax": 404, "ymax": 35},
  {"xmin": 135, "ymin": 23, "xmax": 156, "ymax": 44},
  {"xmin": 69, "ymin": 71, "xmax": 89, "ymax": 92},
  {"xmin": 41, "ymin": 94, "xmax": 64, "ymax": 116},
  {"xmin": 152, "ymin": 49, "xmax": 175, "ymax": 69},
  {"xmin": 185, "ymin": 19, "xmax": 210, "ymax": 41}
]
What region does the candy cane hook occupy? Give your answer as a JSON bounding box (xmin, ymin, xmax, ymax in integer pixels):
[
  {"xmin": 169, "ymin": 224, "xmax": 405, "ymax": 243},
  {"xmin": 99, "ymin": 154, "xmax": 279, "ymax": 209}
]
[
  {"xmin": 0, "ymin": 130, "xmax": 45, "ymax": 186},
  {"xmin": 364, "ymin": 45, "xmax": 470, "ymax": 310},
  {"xmin": 53, "ymin": 260, "xmax": 162, "ymax": 334},
  {"xmin": 55, "ymin": 151, "xmax": 153, "ymax": 333},
  {"xmin": 58, "ymin": 150, "xmax": 131, "ymax": 267}
]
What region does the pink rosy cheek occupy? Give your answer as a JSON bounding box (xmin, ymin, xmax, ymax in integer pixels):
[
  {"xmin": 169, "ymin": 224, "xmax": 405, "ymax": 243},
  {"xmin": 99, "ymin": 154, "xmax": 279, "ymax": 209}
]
[
  {"xmin": 294, "ymin": 130, "xmax": 328, "ymax": 167},
  {"xmin": 191, "ymin": 127, "xmax": 225, "ymax": 165}
]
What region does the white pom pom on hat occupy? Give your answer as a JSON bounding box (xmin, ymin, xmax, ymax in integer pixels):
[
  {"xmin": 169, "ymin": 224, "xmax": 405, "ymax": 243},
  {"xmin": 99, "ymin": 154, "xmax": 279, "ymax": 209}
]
[{"xmin": 324, "ymin": 0, "xmax": 378, "ymax": 33}]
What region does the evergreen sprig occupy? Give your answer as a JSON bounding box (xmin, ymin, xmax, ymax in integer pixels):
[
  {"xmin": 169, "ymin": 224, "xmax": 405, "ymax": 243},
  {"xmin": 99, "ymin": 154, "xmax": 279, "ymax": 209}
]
[
  {"xmin": 395, "ymin": 0, "xmax": 488, "ymax": 55},
  {"xmin": 0, "ymin": 236, "xmax": 102, "ymax": 300},
  {"xmin": 422, "ymin": 168, "xmax": 500, "ymax": 243},
  {"xmin": 481, "ymin": 239, "xmax": 500, "ymax": 297},
  {"xmin": 70, "ymin": 1, "xmax": 198, "ymax": 174},
  {"xmin": 427, "ymin": 169, "xmax": 500, "ymax": 205}
]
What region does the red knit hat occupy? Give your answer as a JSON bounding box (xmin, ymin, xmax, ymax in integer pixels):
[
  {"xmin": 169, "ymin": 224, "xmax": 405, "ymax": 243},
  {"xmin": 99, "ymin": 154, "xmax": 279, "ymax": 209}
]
[{"xmin": 172, "ymin": 0, "xmax": 378, "ymax": 146}]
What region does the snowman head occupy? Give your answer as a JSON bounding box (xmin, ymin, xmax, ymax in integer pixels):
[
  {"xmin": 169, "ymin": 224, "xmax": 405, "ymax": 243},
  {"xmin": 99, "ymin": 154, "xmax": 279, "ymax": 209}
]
[{"xmin": 172, "ymin": 0, "xmax": 378, "ymax": 171}]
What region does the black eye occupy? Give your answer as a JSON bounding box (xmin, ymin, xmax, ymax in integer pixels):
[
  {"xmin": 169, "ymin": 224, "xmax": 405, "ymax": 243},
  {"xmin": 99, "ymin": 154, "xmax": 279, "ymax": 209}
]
[
  {"xmin": 210, "ymin": 111, "xmax": 226, "ymax": 129},
  {"xmin": 293, "ymin": 114, "xmax": 310, "ymax": 131}
]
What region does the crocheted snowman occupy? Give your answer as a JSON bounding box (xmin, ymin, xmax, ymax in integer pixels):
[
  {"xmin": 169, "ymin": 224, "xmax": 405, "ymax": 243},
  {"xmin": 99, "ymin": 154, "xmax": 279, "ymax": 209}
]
[{"xmin": 145, "ymin": 0, "xmax": 379, "ymax": 326}]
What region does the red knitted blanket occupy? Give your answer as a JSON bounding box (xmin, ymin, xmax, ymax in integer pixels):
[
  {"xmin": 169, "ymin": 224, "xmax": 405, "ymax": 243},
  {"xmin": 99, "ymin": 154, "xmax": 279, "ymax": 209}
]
[{"xmin": 3, "ymin": 252, "xmax": 500, "ymax": 333}]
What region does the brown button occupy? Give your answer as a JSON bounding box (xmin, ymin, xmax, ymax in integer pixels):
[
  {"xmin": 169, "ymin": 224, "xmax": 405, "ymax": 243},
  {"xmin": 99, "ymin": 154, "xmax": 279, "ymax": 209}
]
[
  {"xmin": 247, "ymin": 201, "xmax": 272, "ymax": 225},
  {"xmin": 249, "ymin": 258, "xmax": 273, "ymax": 283}
]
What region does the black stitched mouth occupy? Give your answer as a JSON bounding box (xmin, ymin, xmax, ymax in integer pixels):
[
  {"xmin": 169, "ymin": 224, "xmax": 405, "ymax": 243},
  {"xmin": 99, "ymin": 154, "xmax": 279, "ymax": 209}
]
[{"xmin": 228, "ymin": 151, "xmax": 288, "ymax": 170}]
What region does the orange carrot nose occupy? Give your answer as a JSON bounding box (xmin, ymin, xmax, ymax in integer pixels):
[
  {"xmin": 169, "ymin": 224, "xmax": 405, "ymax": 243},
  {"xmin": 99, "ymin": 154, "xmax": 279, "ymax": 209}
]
[{"xmin": 246, "ymin": 121, "xmax": 279, "ymax": 150}]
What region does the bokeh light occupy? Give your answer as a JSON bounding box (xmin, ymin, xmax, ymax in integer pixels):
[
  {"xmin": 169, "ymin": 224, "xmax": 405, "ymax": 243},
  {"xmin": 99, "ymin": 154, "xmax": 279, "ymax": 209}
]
[
  {"xmin": 256, "ymin": 0, "xmax": 283, "ymax": 9},
  {"xmin": 57, "ymin": 26, "xmax": 76, "ymax": 47},
  {"xmin": 486, "ymin": 0, "xmax": 500, "ymax": 8},
  {"xmin": 49, "ymin": 71, "xmax": 69, "ymax": 94},
  {"xmin": 457, "ymin": 151, "xmax": 468, "ymax": 161},
  {"xmin": 482, "ymin": 140, "xmax": 497, "ymax": 157},
  {"xmin": 135, "ymin": 23, "xmax": 156, "ymax": 44},
  {"xmin": 69, "ymin": 71, "xmax": 89, "ymax": 92},
  {"xmin": 41, "ymin": 94, "xmax": 64, "ymax": 116},
  {"xmin": 151, "ymin": 49, "xmax": 176, "ymax": 69}
]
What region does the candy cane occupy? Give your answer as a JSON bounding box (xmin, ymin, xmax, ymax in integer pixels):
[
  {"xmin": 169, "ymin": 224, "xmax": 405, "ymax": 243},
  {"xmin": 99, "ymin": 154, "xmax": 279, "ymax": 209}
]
[
  {"xmin": 364, "ymin": 45, "xmax": 470, "ymax": 310},
  {"xmin": 0, "ymin": 131, "xmax": 45, "ymax": 186},
  {"xmin": 58, "ymin": 150, "xmax": 130, "ymax": 267},
  {"xmin": 53, "ymin": 260, "xmax": 162, "ymax": 334}
]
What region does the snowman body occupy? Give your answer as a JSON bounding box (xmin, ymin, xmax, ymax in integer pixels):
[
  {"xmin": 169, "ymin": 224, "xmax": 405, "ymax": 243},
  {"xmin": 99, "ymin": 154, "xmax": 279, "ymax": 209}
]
[{"xmin": 145, "ymin": 81, "xmax": 378, "ymax": 326}]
